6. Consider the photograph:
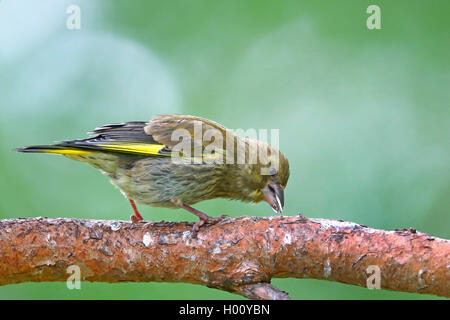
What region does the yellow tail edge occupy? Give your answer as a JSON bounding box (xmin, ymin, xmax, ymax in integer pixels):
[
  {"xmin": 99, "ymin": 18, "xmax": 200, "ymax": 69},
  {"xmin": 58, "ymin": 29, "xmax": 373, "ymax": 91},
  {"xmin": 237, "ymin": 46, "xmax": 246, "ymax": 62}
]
[{"xmin": 16, "ymin": 145, "xmax": 92, "ymax": 155}]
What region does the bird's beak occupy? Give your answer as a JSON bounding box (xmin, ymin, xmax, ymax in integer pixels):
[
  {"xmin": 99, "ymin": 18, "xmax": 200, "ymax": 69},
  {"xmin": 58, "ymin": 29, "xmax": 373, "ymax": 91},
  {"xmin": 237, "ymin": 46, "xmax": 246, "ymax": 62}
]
[{"xmin": 262, "ymin": 183, "xmax": 284, "ymax": 214}]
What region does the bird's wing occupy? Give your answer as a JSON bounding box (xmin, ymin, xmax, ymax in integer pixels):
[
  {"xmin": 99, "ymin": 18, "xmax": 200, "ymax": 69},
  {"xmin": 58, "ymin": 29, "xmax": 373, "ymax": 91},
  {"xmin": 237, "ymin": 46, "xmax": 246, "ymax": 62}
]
[
  {"xmin": 145, "ymin": 114, "xmax": 232, "ymax": 151},
  {"xmin": 21, "ymin": 115, "xmax": 234, "ymax": 158},
  {"xmin": 54, "ymin": 121, "xmax": 172, "ymax": 156}
]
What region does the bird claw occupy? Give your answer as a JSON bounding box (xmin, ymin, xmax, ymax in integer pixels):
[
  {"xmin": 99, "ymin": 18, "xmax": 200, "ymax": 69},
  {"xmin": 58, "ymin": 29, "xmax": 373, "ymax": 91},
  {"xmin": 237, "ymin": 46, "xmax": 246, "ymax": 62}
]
[
  {"xmin": 209, "ymin": 214, "xmax": 230, "ymax": 223},
  {"xmin": 192, "ymin": 214, "xmax": 229, "ymax": 233},
  {"xmin": 130, "ymin": 214, "xmax": 143, "ymax": 223},
  {"xmin": 192, "ymin": 219, "xmax": 205, "ymax": 233}
]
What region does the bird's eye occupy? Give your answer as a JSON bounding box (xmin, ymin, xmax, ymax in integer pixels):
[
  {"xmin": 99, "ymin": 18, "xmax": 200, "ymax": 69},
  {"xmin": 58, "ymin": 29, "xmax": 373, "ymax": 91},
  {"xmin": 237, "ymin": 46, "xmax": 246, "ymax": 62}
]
[{"xmin": 268, "ymin": 167, "xmax": 277, "ymax": 176}]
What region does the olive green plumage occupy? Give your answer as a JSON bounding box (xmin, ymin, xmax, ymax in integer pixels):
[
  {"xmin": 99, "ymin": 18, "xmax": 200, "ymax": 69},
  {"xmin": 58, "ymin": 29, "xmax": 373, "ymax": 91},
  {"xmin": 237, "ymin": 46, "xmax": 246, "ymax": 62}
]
[{"xmin": 17, "ymin": 114, "xmax": 290, "ymax": 226}]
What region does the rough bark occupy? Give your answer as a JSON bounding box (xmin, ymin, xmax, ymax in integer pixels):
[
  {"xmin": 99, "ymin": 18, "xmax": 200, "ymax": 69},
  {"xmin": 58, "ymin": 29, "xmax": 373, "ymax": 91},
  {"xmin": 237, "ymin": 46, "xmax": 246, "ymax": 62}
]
[{"xmin": 0, "ymin": 215, "xmax": 448, "ymax": 299}]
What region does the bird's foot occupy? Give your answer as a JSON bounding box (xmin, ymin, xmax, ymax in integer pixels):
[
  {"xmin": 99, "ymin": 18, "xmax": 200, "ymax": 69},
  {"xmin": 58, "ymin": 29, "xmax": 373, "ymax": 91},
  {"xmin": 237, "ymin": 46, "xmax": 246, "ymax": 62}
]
[
  {"xmin": 128, "ymin": 198, "xmax": 144, "ymax": 223},
  {"xmin": 192, "ymin": 214, "xmax": 229, "ymax": 233},
  {"xmin": 130, "ymin": 214, "xmax": 143, "ymax": 223},
  {"xmin": 170, "ymin": 198, "xmax": 229, "ymax": 232}
]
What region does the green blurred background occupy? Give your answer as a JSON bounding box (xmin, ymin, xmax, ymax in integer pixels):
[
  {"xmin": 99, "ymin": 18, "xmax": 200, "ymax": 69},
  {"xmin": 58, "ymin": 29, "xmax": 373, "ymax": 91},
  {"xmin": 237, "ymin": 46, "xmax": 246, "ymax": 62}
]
[{"xmin": 0, "ymin": 0, "xmax": 448, "ymax": 299}]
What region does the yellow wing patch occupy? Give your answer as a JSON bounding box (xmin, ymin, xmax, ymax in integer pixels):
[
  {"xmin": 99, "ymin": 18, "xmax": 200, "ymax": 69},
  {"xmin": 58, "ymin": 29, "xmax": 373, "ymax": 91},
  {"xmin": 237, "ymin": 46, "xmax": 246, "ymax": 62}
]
[
  {"xmin": 42, "ymin": 149, "xmax": 92, "ymax": 155},
  {"xmin": 96, "ymin": 143, "xmax": 168, "ymax": 156}
]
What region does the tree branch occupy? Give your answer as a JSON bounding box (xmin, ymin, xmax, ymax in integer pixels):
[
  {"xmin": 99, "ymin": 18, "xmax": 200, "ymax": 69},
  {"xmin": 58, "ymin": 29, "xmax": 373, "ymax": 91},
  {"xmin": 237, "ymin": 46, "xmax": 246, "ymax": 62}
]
[{"xmin": 0, "ymin": 215, "xmax": 448, "ymax": 299}]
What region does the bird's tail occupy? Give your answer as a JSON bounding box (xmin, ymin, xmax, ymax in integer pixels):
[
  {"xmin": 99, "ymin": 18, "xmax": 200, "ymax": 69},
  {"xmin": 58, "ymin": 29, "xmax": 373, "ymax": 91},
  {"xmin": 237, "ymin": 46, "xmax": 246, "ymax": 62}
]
[
  {"xmin": 16, "ymin": 145, "xmax": 92, "ymax": 156},
  {"xmin": 16, "ymin": 143, "xmax": 121, "ymax": 175}
]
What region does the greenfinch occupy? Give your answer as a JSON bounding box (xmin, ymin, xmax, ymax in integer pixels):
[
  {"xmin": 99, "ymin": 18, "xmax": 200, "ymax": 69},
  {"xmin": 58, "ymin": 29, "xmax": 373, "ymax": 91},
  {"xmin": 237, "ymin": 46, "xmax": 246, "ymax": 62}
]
[{"xmin": 17, "ymin": 114, "xmax": 289, "ymax": 231}]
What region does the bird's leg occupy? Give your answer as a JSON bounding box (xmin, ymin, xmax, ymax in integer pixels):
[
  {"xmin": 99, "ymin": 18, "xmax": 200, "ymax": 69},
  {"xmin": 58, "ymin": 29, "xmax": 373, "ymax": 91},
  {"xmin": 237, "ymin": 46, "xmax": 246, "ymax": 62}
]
[
  {"xmin": 170, "ymin": 199, "xmax": 229, "ymax": 232},
  {"xmin": 128, "ymin": 198, "xmax": 144, "ymax": 222}
]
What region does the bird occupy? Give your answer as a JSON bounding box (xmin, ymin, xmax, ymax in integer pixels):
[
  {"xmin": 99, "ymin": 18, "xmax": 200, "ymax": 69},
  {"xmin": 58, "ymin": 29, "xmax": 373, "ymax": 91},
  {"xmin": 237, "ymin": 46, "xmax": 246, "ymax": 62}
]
[{"xmin": 17, "ymin": 114, "xmax": 290, "ymax": 231}]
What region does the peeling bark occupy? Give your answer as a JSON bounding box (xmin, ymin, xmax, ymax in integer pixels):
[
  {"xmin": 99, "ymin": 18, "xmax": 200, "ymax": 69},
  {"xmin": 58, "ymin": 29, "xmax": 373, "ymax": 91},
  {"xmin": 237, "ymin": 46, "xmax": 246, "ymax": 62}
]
[{"xmin": 0, "ymin": 215, "xmax": 448, "ymax": 299}]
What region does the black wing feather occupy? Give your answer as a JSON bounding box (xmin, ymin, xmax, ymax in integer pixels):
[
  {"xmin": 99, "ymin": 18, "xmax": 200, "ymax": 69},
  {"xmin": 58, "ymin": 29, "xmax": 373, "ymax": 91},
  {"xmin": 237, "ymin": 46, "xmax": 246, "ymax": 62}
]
[
  {"xmin": 87, "ymin": 121, "xmax": 159, "ymax": 144},
  {"xmin": 56, "ymin": 121, "xmax": 172, "ymax": 156},
  {"xmin": 58, "ymin": 121, "xmax": 160, "ymax": 146}
]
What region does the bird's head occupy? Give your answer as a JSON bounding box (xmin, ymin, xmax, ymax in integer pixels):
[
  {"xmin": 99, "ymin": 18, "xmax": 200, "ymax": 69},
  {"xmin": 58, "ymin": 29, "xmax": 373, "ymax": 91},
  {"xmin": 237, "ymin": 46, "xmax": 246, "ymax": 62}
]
[{"xmin": 239, "ymin": 143, "xmax": 290, "ymax": 214}]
